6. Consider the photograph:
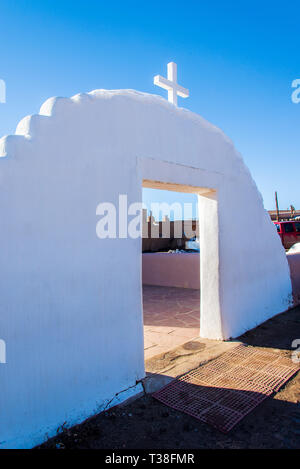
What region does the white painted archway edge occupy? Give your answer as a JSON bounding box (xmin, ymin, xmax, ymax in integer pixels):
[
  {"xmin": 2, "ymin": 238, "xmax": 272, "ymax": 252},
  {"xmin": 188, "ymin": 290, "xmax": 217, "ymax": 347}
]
[{"xmin": 0, "ymin": 89, "xmax": 292, "ymax": 448}]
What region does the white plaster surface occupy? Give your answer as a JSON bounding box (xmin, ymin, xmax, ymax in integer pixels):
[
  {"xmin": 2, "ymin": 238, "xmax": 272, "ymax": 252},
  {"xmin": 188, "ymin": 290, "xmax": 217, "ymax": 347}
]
[{"xmin": 0, "ymin": 89, "xmax": 292, "ymax": 448}]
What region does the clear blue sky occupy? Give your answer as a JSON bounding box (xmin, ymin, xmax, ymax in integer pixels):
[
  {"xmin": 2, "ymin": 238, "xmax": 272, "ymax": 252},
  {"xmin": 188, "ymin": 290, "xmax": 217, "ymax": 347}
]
[{"xmin": 0, "ymin": 0, "xmax": 299, "ymax": 214}]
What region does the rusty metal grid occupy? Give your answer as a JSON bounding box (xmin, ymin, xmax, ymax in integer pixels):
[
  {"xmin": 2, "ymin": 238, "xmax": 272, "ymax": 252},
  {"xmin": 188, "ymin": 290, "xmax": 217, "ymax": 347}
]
[{"xmin": 152, "ymin": 344, "xmax": 300, "ymax": 433}]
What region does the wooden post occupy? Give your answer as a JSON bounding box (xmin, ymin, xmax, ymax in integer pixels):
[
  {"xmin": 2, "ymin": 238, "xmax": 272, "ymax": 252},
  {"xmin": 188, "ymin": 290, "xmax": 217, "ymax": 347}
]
[{"xmin": 275, "ymin": 191, "xmax": 279, "ymax": 221}]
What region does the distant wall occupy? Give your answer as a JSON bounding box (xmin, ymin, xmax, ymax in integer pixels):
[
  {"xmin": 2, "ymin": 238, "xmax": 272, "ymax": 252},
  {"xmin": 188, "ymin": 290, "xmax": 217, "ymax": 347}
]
[
  {"xmin": 142, "ymin": 217, "xmax": 198, "ymax": 252},
  {"xmin": 287, "ymin": 253, "xmax": 300, "ymax": 306},
  {"xmin": 142, "ymin": 253, "xmax": 200, "ymax": 290},
  {"xmin": 269, "ymin": 210, "xmax": 300, "ymax": 221}
]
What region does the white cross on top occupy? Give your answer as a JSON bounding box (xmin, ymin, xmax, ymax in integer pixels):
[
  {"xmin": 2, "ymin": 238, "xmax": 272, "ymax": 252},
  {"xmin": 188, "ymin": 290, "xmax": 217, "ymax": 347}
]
[{"xmin": 154, "ymin": 62, "xmax": 189, "ymax": 106}]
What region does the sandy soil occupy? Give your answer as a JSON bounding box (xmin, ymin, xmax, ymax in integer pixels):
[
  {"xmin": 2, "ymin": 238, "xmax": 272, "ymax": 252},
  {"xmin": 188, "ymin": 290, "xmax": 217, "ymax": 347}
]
[{"xmin": 38, "ymin": 306, "xmax": 300, "ymax": 449}]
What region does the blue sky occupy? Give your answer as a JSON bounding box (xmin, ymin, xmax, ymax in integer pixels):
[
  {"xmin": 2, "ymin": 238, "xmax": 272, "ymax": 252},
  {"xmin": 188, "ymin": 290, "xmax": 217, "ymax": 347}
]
[{"xmin": 0, "ymin": 0, "xmax": 299, "ymax": 215}]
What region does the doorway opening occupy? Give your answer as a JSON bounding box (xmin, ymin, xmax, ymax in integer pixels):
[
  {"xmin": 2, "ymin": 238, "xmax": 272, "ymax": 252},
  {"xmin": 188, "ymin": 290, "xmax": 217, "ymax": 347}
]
[{"xmin": 142, "ymin": 182, "xmax": 201, "ymax": 361}]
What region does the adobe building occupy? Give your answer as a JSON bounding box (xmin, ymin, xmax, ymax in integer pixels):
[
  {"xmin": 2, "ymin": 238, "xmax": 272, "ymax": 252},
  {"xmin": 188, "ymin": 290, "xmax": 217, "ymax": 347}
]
[{"xmin": 0, "ymin": 86, "xmax": 292, "ymax": 447}]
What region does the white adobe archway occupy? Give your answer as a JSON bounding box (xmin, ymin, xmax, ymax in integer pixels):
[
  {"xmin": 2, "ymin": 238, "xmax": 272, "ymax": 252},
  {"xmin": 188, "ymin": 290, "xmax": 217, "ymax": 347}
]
[{"xmin": 0, "ymin": 90, "xmax": 292, "ymax": 447}]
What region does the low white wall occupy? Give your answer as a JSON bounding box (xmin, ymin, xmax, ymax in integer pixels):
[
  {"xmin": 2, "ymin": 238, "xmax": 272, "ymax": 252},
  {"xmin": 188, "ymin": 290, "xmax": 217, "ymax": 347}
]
[
  {"xmin": 143, "ymin": 252, "xmax": 300, "ymax": 311},
  {"xmin": 142, "ymin": 253, "xmax": 200, "ymax": 289},
  {"xmin": 287, "ymin": 252, "xmax": 300, "ymax": 306}
]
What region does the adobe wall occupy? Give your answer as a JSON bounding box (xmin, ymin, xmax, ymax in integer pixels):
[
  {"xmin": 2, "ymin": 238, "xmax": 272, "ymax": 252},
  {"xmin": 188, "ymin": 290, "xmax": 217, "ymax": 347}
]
[
  {"xmin": 143, "ymin": 252, "xmax": 300, "ymax": 310},
  {"xmin": 0, "ymin": 89, "xmax": 292, "ymax": 447},
  {"xmin": 142, "ymin": 253, "xmax": 200, "ymax": 290},
  {"xmin": 287, "ymin": 252, "xmax": 300, "ymax": 306}
]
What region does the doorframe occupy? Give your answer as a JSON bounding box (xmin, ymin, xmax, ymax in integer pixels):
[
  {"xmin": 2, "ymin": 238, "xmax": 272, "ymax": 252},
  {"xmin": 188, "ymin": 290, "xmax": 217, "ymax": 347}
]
[{"xmin": 138, "ymin": 156, "xmax": 223, "ymax": 342}]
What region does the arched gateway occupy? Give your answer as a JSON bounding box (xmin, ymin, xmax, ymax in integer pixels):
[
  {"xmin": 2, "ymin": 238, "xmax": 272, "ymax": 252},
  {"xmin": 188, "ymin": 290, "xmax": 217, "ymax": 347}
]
[{"xmin": 0, "ymin": 90, "xmax": 292, "ymax": 447}]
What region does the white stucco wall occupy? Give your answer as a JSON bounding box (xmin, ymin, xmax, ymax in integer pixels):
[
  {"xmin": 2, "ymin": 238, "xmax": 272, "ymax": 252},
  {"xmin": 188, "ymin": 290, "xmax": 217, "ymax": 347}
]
[{"xmin": 0, "ymin": 89, "xmax": 292, "ymax": 448}]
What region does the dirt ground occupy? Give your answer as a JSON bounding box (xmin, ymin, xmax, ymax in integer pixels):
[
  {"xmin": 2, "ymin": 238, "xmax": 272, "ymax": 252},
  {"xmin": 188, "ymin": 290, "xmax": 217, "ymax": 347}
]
[{"xmin": 38, "ymin": 306, "xmax": 300, "ymax": 449}]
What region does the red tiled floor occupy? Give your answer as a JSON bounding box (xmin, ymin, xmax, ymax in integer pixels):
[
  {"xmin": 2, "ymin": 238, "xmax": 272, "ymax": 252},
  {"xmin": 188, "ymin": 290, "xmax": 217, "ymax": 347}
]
[{"xmin": 143, "ymin": 285, "xmax": 200, "ymax": 360}]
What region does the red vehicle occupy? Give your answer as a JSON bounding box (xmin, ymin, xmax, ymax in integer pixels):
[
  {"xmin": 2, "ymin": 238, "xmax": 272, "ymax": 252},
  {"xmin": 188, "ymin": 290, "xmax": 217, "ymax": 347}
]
[{"xmin": 273, "ymin": 220, "xmax": 300, "ymax": 249}]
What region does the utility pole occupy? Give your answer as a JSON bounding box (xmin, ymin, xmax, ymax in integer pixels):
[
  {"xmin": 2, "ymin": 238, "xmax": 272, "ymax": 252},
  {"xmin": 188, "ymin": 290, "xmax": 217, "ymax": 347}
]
[{"xmin": 275, "ymin": 191, "xmax": 280, "ymax": 221}]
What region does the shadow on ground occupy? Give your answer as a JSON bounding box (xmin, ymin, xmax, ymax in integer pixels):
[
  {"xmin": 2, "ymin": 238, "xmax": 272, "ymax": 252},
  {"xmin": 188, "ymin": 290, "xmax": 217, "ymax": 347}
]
[{"xmin": 239, "ymin": 306, "xmax": 300, "ymax": 351}]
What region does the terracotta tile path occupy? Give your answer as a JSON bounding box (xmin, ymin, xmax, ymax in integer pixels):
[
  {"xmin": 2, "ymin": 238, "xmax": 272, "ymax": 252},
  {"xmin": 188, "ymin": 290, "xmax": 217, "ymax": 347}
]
[{"xmin": 143, "ymin": 285, "xmax": 200, "ymax": 360}]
